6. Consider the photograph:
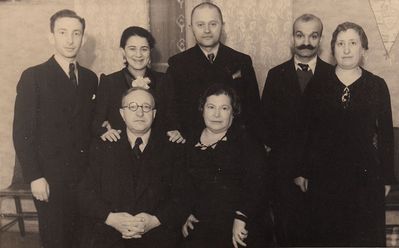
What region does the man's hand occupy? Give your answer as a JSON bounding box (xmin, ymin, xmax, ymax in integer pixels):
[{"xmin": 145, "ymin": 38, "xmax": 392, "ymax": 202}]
[
  {"xmin": 134, "ymin": 212, "xmax": 161, "ymax": 235},
  {"xmin": 232, "ymin": 218, "xmax": 248, "ymax": 248},
  {"xmin": 385, "ymin": 185, "xmax": 391, "ymax": 197},
  {"xmin": 105, "ymin": 212, "xmax": 144, "ymax": 239},
  {"xmin": 294, "ymin": 176, "xmax": 308, "ymax": 192},
  {"xmin": 182, "ymin": 214, "xmax": 199, "ymax": 237},
  {"xmin": 167, "ymin": 130, "xmax": 186, "ymax": 144},
  {"xmin": 31, "ymin": 177, "xmax": 50, "ymax": 202}
]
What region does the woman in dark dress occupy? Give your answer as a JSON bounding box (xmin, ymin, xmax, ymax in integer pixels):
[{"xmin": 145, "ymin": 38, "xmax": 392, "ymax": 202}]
[
  {"xmin": 92, "ymin": 26, "xmax": 183, "ymax": 143},
  {"xmin": 302, "ymin": 22, "xmax": 395, "ymax": 246},
  {"xmin": 181, "ymin": 84, "xmax": 270, "ymax": 248}
]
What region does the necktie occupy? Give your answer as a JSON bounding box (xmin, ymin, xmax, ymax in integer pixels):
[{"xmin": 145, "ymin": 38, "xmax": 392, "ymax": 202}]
[
  {"xmin": 132, "ymin": 137, "xmax": 143, "ymax": 158},
  {"xmin": 69, "ymin": 63, "xmax": 78, "ymax": 88},
  {"xmin": 207, "ymin": 53, "xmax": 215, "ymax": 64},
  {"xmin": 296, "ymin": 68, "xmax": 313, "ymax": 93},
  {"xmin": 298, "ymin": 63, "xmax": 310, "ymax": 71}
]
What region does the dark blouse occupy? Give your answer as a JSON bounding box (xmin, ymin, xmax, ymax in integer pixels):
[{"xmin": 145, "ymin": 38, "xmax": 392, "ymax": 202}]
[
  {"xmin": 303, "ymin": 68, "xmax": 395, "ymax": 185},
  {"xmin": 186, "ymin": 125, "xmax": 267, "ymax": 223},
  {"xmin": 302, "ymin": 67, "xmax": 395, "ymax": 246}
]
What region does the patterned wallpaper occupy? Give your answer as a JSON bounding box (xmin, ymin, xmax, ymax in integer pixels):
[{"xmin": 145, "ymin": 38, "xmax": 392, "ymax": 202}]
[
  {"xmin": 212, "ymin": 0, "xmax": 293, "ymax": 93},
  {"xmin": 75, "ymin": 0, "xmax": 150, "ymax": 75}
]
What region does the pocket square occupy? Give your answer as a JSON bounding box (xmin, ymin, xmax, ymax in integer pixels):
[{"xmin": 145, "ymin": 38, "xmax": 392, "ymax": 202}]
[
  {"xmin": 232, "ymin": 70, "xmax": 242, "ymax": 79},
  {"xmin": 91, "ymin": 94, "xmax": 96, "ymax": 100}
]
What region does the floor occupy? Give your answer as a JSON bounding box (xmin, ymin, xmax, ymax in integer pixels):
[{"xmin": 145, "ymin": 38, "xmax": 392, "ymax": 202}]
[
  {"xmin": 1, "ymin": 229, "xmax": 399, "ymax": 248},
  {"xmin": 0, "ymin": 231, "xmax": 41, "ymax": 248}
]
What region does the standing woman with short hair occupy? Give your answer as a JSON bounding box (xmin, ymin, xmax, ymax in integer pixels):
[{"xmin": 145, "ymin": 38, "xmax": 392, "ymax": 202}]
[
  {"xmin": 302, "ymin": 22, "xmax": 395, "ymax": 246},
  {"xmin": 92, "ymin": 26, "xmax": 184, "ymax": 143}
]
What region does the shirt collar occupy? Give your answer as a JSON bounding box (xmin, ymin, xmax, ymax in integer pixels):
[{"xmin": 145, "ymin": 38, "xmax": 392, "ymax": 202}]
[
  {"xmin": 199, "ymin": 43, "xmax": 220, "ymax": 60},
  {"xmin": 294, "ymin": 55, "xmax": 317, "ymax": 74},
  {"xmin": 126, "ymin": 129, "xmax": 151, "ymax": 152},
  {"xmin": 54, "ymin": 54, "xmax": 78, "ymax": 79}
]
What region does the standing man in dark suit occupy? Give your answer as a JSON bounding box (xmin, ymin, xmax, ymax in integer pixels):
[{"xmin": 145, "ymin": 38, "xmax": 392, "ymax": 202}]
[
  {"xmin": 13, "ymin": 9, "xmax": 98, "ymax": 248},
  {"xmin": 78, "ymin": 88, "xmax": 187, "ymax": 248},
  {"xmin": 167, "ymin": 2, "xmax": 261, "ymax": 140},
  {"xmin": 260, "ymin": 14, "xmax": 333, "ymax": 246}
]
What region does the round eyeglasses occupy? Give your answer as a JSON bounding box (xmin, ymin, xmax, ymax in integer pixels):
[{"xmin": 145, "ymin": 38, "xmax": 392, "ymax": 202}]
[{"xmin": 121, "ymin": 102, "xmax": 154, "ymax": 113}]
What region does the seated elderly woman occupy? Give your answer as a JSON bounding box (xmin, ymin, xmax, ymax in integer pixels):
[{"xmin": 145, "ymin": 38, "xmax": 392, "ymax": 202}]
[
  {"xmin": 92, "ymin": 26, "xmax": 183, "ymax": 143},
  {"xmin": 299, "ymin": 22, "xmax": 395, "ymax": 246},
  {"xmin": 181, "ymin": 84, "xmax": 270, "ymax": 248}
]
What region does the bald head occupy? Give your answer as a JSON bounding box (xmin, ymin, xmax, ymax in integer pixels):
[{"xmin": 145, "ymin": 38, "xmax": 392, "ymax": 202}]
[{"xmin": 191, "ymin": 2, "xmax": 223, "ymax": 25}]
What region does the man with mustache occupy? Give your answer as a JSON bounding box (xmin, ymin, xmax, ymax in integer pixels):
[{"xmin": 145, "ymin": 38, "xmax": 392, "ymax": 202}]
[
  {"xmin": 260, "ymin": 14, "xmax": 333, "ymax": 246},
  {"xmin": 167, "ymin": 2, "xmax": 262, "ymax": 140}
]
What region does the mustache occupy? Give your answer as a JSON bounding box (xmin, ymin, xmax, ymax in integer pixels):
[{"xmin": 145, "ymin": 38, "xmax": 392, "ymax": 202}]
[{"xmin": 296, "ymin": 44, "xmax": 316, "ymax": 50}]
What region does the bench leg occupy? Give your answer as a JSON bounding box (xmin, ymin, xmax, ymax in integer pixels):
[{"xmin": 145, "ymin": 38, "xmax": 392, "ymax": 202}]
[{"xmin": 14, "ymin": 196, "xmax": 26, "ymax": 236}]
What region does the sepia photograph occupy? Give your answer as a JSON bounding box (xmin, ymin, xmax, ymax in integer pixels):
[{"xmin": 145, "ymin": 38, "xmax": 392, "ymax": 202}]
[{"xmin": 0, "ymin": 0, "xmax": 398, "ymax": 247}]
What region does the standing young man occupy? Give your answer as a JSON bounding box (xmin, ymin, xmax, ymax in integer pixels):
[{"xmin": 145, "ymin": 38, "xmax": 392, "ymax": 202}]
[{"xmin": 13, "ymin": 9, "xmax": 97, "ymax": 248}]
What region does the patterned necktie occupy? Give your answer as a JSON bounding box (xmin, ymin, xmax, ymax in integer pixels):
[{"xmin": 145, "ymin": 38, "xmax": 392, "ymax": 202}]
[
  {"xmin": 69, "ymin": 63, "xmax": 78, "ymax": 88},
  {"xmin": 207, "ymin": 53, "xmax": 215, "ymax": 64},
  {"xmin": 132, "ymin": 137, "xmax": 143, "ymax": 159},
  {"xmin": 298, "ymin": 63, "xmax": 310, "ymax": 71}
]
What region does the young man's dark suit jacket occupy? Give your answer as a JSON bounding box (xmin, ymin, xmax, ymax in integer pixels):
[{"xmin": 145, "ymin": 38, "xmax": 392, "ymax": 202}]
[
  {"xmin": 92, "ymin": 68, "xmax": 177, "ymax": 137},
  {"xmin": 78, "ymin": 129, "xmax": 188, "ymax": 248},
  {"xmin": 260, "ymin": 56, "xmax": 333, "ymax": 246},
  {"xmin": 167, "ymin": 43, "xmax": 261, "ymax": 140},
  {"xmin": 13, "ymin": 56, "xmax": 98, "ymax": 248}
]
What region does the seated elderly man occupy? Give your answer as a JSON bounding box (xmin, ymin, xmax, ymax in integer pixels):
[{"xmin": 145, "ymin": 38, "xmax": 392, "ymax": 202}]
[{"xmin": 78, "ymin": 87, "xmax": 188, "ymax": 248}]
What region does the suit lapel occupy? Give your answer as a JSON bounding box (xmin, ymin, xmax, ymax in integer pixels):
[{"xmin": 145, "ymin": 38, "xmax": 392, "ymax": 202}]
[
  {"xmin": 285, "ymin": 58, "xmax": 303, "ymax": 95},
  {"xmin": 46, "ymin": 57, "xmax": 78, "ymax": 114},
  {"xmin": 133, "ymin": 130, "xmax": 161, "ymax": 201},
  {"xmin": 116, "ymin": 134, "xmax": 137, "ymax": 204}
]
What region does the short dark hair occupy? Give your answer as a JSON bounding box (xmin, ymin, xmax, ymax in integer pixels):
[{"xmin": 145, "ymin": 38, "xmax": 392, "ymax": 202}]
[
  {"xmin": 121, "ymin": 87, "xmax": 157, "ymax": 109},
  {"xmin": 293, "ymin": 13, "xmax": 323, "ymax": 36},
  {"xmin": 191, "ymin": 2, "xmax": 224, "ymax": 24},
  {"xmin": 120, "ymin": 26, "xmax": 156, "ymax": 49},
  {"xmin": 198, "ymin": 84, "xmax": 241, "ymax": 117},
  {"xmin": 331, "ymin": 22, "xmax": 368, "ymax": 56},
  {"xmin": 50, "ymin": 9, "xmax": 85, "ymax": 33}
]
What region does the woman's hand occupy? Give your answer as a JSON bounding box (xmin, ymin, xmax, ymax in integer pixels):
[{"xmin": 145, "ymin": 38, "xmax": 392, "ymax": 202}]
[
  {"xmin": 232, "ymin": 218, "xmax": 248, "ymax": 248},
  {"xmin": 167, "ymin": 130, "xmax": 186, "ymax": 144},
  {"xmin": 100, "ymin": 121, "xmax": 121, "ymax": 142},
  {"xmin": 182, "ymin": 214, "xmax": 199, "ymax": 237},
  {"xmin": 101, "ymin": 129, "xmax": 122, "ymax": 142}
]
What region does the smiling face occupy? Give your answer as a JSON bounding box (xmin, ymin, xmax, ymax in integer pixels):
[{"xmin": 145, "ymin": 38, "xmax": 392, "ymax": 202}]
[
  {"xmin": 293, "ymin": 19, "xmax": 322, "ymax": 60},
  {"xmin": 50, "ymin": 17, "xmax": 84, "ymax": 60},
  {"xmin": 203, "ymin": 94, "xmax": 233, "ymax": 134},
  {"xmin": 191, "ymin": 6, "xmax": 223, "ymax": 49},
  {"xmin": 122, "ymin": 35, "xmax": 151, "ymax": 73},
  {"xmin": 120, "ymin": 90, "xmax": 156, "ymax": 135},
  {"xmin": 334, "ymin": 29, "xmax": 364, "ymax": 70}
]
